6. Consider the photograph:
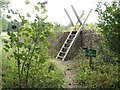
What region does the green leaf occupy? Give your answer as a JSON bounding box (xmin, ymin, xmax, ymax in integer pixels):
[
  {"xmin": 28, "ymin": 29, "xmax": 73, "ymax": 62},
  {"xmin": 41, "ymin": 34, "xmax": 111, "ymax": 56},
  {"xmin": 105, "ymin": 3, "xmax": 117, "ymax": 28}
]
[
  {"xmin": 17, "ymin": 42, "xmax": 23, "ymax": 48},
  {"xmin": 10, "ymin": 32, "xmax": 16, "ymax": 37},
  {"xmin": 3, "ymin": 47, "xmax": 9, "ymax": 52},
  {"xmin": 7, "ymin": 15, "xmax": 11, "ymax": 19},
  {"xmin": 10, "ymin": 9, "xmax": 14, "ymax": 14},
  {"xmin": 4, "ymin": 45, "xmax": 10, "ymax": 49},
  {"xmin": 4, "ymin": 40, "xmax": 8, "ymax": 43},
  {"xmin": 27, "ymin": 13, "xmax": 31, "ymax": 17},
  {"xmin": 34, "ymin": 6, "xmax": 39, "ymax": 11},
  {"xmin": 8, "ymin": 10, "xmax": 10, "ymax": 13},
  {"xmin": 23, "ymin": 33, "xmax": 29, "ymax": 37},
  {"xmin": 37, "ymin": 2, "xmax": 41, "ymax": 5}
]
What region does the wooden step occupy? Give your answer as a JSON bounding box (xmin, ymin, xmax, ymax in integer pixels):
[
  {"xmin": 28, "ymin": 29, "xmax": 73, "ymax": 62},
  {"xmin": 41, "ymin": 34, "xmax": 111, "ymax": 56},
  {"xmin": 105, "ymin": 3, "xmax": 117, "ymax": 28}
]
[
  {"xmin": 59, "ymin": 52, "xmax": 66, "ymax": 56},
  {"xmin": 57, "ymin": 56, "xmax": 63, "ymax": 59},
  {"xmin": 60, "ymin": 51, "xmax": 66, "ymax": 54},
  {"xmin": 67, "ymin": 38, "xmax": 73, "ymax": 41}
]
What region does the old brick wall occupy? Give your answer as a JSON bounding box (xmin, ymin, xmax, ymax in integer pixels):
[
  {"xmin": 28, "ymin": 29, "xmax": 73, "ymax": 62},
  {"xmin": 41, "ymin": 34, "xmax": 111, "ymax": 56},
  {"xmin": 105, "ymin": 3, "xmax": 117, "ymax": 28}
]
[
  {"xmin": 48, "ymin": 30, "xmax": 101, "ymax": 60},
  {"xmin": 82, "ymin": 30, "xmax": 101, "ymax": 51}
]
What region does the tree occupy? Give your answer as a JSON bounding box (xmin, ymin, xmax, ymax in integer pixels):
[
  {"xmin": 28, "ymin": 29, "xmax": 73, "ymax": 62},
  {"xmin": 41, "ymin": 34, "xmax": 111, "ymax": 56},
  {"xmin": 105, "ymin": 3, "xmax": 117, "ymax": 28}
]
[
  {"xmin": 3, "ymin": 1, "xmax": 53, "ymax": 88},
  {"xmin": 96, "ymin": 1, "xmax": 120, "ymax": 62}
]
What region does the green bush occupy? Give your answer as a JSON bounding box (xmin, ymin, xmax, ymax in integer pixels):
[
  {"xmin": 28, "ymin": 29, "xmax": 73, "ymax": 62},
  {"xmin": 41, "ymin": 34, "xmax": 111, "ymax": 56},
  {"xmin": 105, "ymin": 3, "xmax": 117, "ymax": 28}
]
[
  {"xmin": 2, "ymin": 50, "xmax": 19, "ymax": 88},
  {"xmin": 2, "ymin": 50, "xmax": 64, "ymax": 88},
  {"xmin": 2, "ymin": 57, "xmax": 64, "ymax": 88},
  {"xmin": 96, "ymin": 1, "xmax": 120, "ymax": 60},
  {"xmin": 32, "ymin": 60, "xmax": 64, "ymax": 88},
  {"xmin": 76, "ymin": 57, "xmax": 119, "ymax": 89}
]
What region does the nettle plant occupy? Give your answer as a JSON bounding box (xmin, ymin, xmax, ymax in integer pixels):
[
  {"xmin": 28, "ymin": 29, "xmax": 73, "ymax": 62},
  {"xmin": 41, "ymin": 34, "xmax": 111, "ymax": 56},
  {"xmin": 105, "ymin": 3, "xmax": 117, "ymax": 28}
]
[{"xmin": 3, "ymin": 1, "xmax": 53, "ymax": 88}]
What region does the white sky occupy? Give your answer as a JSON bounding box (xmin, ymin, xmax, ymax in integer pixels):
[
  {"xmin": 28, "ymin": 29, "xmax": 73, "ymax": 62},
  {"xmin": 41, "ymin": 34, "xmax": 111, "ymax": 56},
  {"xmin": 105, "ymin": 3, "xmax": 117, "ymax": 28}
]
[{"xmin": 8, "ymin": 0, "xmax": 112, "ymax": 25}]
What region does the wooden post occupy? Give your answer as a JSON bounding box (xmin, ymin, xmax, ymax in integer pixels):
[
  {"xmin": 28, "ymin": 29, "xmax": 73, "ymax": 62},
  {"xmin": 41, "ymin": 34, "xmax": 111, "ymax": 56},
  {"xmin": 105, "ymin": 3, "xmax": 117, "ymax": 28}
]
[
  {"xmin": 64, "ymin": 8, "xmax": 74, "ymax": 26},
  {"xmin": 71, "ymin": 5, "xmax": 82, "ymax": 25},
  {"xmin": 89, "ymin": 40, "xmax": 92, "ymax": 68}
]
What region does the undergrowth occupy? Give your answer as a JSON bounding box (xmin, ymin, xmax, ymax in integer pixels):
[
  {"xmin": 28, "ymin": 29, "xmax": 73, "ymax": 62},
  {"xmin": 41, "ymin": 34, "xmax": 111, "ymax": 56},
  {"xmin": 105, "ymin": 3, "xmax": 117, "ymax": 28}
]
[
  {"xmin": 75, "ymin": 49, "xmax": 119, "ymax": 89},
  {"xmin": 2, "ymin": 50, "xmax": 64, "ymax": 88}
]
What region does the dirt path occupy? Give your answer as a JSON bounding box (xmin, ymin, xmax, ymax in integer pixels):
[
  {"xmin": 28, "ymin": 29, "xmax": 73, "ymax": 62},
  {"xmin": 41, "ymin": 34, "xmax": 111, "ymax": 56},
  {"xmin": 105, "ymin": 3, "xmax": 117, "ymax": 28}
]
[{"xmin": 53, "ymin": 59, "xmax": 78, "ymax": 88}]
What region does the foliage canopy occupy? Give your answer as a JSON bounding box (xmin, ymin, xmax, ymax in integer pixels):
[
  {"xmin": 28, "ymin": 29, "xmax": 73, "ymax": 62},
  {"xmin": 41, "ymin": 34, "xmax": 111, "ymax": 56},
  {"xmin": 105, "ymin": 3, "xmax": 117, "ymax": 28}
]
[
  {"xmin": 96, "ymin": 1, "xmax": 120, "ymax": 61},
  {"xmin": 2, "ymin": 1, "xmax": 64, "ymax": 88}
]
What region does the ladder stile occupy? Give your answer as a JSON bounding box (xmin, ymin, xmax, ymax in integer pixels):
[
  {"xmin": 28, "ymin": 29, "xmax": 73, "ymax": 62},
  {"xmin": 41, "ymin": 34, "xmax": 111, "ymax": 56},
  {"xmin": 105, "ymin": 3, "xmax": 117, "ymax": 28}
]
[{"xmin": 56, "ymin": 9, "xmax": 93, "ymax": 61}]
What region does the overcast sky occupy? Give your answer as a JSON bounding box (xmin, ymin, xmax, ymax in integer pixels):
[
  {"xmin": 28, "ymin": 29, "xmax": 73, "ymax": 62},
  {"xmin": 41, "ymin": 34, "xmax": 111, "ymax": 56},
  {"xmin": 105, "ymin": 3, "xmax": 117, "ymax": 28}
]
[{"xmin": 9, "ymin": 0, "xmax": 112, "ymax": 25}]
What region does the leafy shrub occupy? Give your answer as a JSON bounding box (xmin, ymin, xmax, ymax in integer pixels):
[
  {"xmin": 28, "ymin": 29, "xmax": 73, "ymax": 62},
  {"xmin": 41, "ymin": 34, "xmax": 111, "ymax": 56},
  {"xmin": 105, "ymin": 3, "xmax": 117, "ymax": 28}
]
[
  {"xmin": 2, "ymin": 1, "xmax": 55, "ymax": 88},
  {"xmin": 75, "ymin": 53, "xmax": 119, "ymax": 89},
  {"xmin": 98, "ymin": 42, "xmax": 120, "ymax": 65},
  {"xmin": 31, "ymin": 60, "xmax": 64, "ymax": 88},
  {"xmin": 2, "ymin": 1, "xmax": 65, "ymax": 88},
  {"xmin": 2, "ymin": 50, "xmax": 18, "ymax": 88},
  {"xmin": 96, "ymin": 1, "xmax": 120, "ymax": 60},
  {"xmin": 2, "ymin": 54, "xmax": 64, "ymax": 88}
]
